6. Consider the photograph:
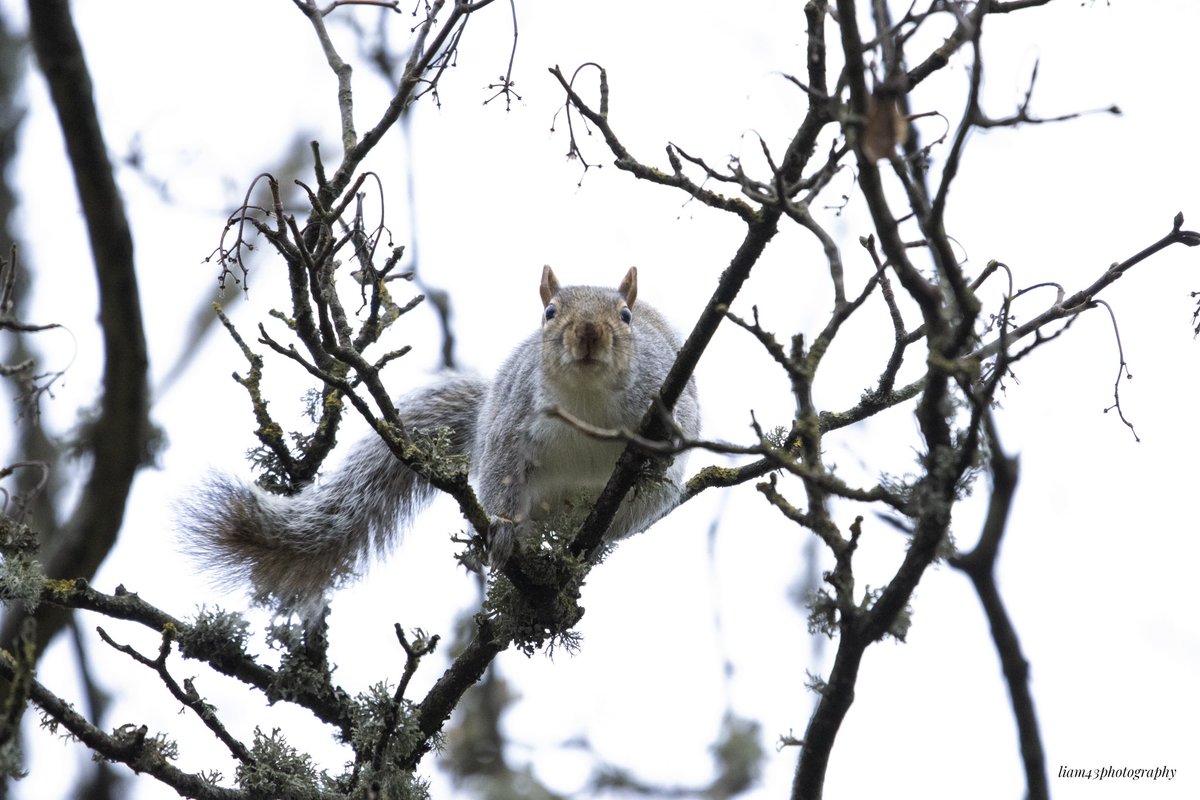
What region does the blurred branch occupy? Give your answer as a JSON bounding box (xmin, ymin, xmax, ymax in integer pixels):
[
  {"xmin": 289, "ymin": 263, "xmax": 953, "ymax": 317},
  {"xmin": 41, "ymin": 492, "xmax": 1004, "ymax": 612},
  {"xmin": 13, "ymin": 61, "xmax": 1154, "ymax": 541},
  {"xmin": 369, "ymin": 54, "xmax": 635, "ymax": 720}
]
[
  {"xmin": 3, "ymin": 0, "xmax": 153, "ymax": 659},
  {"xmin": 362, "ymin": 27, "xmax": 460, "ymax": 369}
]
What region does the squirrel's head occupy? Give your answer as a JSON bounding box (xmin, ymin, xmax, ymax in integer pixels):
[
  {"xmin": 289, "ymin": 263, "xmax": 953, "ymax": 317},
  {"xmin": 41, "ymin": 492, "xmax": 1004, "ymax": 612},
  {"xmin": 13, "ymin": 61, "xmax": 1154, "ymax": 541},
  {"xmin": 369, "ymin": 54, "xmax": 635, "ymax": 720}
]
[{"xmin": 539, "ymin": 266, "xmax": 637, "ymax": 386}]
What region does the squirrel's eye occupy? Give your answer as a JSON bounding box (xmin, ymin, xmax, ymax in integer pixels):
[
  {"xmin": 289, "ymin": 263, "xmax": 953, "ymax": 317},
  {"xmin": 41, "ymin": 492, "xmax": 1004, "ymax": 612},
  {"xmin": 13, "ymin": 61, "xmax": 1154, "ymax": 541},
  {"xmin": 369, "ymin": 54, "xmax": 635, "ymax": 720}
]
[
  {"xmin": 620, "ymin": 307, "xmax": 633, "ymax": 324},
  {"xmin": 544, "ymin": 304, "xmax": 557, "ymax": 321}
]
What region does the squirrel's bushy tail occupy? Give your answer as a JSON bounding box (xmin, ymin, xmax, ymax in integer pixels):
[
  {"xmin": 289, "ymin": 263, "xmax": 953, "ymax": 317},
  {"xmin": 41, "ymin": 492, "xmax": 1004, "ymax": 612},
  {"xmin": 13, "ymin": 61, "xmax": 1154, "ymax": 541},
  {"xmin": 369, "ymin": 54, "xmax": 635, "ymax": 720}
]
[{"xmin": 179, "ymin": 376, "xmax": 487, "ymax": 609}]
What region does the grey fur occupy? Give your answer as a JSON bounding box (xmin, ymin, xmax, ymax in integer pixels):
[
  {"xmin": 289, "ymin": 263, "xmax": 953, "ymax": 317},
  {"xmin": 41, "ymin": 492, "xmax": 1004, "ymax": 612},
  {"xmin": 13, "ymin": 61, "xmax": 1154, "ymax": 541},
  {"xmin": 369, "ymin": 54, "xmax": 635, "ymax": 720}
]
[
  {"xmin": 181, "ymin": 269, "xmax": 700, "ymax": 609},
  {"xmin": 475, "ymin": 281, "xmax": 699, "ymax": 559},
  {"xmin": 179, "ymin": 376, "xmax": 485, "ymax": 606}
]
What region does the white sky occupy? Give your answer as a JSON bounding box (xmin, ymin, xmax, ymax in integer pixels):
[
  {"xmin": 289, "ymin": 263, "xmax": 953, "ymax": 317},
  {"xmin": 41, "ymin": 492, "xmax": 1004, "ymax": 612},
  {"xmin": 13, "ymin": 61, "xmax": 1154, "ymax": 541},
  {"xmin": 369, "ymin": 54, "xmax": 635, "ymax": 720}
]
[{"xmin": 3, "ymin": 1, "xmax": 1199, "ymax": 798}]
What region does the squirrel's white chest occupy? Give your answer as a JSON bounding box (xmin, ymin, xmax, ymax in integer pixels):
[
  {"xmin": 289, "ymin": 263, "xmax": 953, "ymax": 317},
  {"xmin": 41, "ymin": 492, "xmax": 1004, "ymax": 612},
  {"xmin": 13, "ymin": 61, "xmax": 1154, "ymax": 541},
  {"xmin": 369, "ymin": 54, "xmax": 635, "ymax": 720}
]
[{"xmin": 523, "ymin": 403, "xmax": 629, "ymax": 517}]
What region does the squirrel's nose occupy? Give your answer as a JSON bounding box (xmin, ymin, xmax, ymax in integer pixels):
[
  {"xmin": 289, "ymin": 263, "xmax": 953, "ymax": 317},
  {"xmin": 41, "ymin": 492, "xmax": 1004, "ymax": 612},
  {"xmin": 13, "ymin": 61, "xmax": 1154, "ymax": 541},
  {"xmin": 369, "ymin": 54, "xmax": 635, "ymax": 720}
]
[{"xmin": 576, "ymin": 321, "xmax": 604, "ymax": 358}]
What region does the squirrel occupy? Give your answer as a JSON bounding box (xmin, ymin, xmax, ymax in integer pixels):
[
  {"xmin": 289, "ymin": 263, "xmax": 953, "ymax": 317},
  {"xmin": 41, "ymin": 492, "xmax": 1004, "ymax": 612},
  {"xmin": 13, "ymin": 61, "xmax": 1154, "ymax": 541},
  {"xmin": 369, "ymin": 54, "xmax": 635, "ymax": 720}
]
[{"xmin": 181, "ymin": 266, "xmax": 700, "ymax": 608}]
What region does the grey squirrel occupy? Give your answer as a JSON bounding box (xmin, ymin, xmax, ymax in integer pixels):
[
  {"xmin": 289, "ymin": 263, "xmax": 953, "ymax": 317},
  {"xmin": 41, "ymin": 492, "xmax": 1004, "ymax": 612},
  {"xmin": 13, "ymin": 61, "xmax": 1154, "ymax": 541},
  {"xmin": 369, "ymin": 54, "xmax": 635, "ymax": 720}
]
[{"xmin": 182, "ymin": 266, "xmax": 700, "ymax": 607}]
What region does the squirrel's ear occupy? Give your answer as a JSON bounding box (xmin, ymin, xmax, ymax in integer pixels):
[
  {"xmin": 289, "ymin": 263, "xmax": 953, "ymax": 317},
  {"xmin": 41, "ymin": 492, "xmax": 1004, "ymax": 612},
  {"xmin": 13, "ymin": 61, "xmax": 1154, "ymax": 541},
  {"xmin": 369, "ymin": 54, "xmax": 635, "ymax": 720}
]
[
  {"xmin": 619, "ymin": 266, "xmax": 638, "ymax": 308},
  {"xmin": 540, "ymin": 265, "xmax": 559, "ymax": 307}
]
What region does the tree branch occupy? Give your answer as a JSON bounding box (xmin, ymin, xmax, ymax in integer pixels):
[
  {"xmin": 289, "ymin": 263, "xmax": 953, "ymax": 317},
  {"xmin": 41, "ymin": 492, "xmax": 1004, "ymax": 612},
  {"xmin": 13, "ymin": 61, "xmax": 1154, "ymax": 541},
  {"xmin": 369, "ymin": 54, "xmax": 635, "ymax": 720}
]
[
  {"xmin": 950, "ymin": 417, "xmax": 1048, "ymax": 800},
  {"xmin": 5, "ymin": 0, "xmax": 152, "ymax": 659}
]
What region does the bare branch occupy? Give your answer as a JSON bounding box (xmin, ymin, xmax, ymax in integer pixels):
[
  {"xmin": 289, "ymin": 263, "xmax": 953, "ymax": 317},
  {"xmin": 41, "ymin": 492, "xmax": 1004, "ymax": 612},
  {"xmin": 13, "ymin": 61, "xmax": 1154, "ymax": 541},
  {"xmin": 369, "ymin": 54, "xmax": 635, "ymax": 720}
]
[
  {"xmin": 1093, "ymin": 299, "xmax": 1138, "ymax": 441},
  {"xmin": 294, "ymin": 0, "xmax": 358, "ymax": 153},
  {"xmin": 96, "ymin": 627, "xmax": 253, "ymax": 765},
  {"xmin": 950, "ymin": 418, "xmax": 1048, "ymax": 800},
  {"xmin": 549, "ymin": 65, "xmax": 760, "ymax": 222}
]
